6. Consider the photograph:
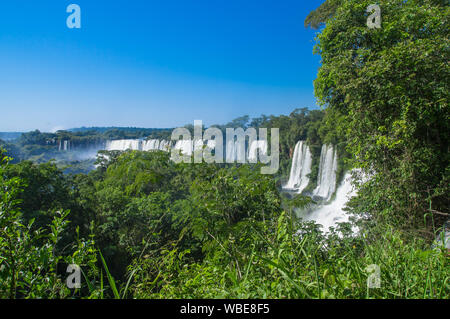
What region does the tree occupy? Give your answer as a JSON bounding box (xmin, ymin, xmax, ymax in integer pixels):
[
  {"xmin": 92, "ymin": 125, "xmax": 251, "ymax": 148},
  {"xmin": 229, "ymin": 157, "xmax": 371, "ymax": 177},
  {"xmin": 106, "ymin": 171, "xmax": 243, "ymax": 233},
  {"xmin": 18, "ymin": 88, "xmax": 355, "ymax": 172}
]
[
  {"xmin": 304, "ymin": 0, "xmax": 342, "ymax": 29},
  {"xmin": 0, "ymin": 149, "xmax": 98, "ymax": 298},
  {"xmin": 312, "ymin": 0, "xmax": 449, "ymax": 231},
  {"xmin": 2, "ymin": 160, "xmax": 72, "ymax": 230}
]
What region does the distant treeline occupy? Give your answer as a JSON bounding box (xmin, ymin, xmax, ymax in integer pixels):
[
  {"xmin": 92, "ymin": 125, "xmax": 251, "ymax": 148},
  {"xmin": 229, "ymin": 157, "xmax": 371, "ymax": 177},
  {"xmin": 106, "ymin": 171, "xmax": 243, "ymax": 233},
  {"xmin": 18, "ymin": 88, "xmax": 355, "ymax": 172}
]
[
  {"xmin": 0, "ymin": 108, "xmax": 346, "ymax": 181},
  {"xmin": 68, "ymin": 126, "xmax": 173, "ymax": 137}
]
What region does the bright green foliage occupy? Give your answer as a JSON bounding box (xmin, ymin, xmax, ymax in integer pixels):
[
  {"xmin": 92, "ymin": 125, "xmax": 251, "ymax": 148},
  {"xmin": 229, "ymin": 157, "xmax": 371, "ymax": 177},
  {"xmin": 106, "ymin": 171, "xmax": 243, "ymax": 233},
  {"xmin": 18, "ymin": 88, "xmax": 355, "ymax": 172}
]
[
  {"xmin": 132, "ymin": 212, "xmax": 449, "ymax": 299},
  {"xmin": 313, "ymin": 0, "xmax": 449, "ymax": 231},
  {"xmin": 1, "ymin": 0, "xmax": 449, "ymax": 299},
  {"xmin": 305, "ymin": 0, "xmax": 342, "ymax": 29},
  {"xmin": 2, "ymin": 160, "xmax": 72, "ymax": 229},
  {"xmin": 0, "ymin": 150, "xmax": 98, "ymax": 299}
]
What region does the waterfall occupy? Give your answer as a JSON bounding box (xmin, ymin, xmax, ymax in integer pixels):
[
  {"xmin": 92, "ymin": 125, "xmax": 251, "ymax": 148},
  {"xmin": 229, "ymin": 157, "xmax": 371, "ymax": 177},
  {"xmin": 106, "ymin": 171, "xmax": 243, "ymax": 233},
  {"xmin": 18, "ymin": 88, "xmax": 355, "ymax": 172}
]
[
  {"xmin": 142, "ymin": 139, "xmax": 160, "ymax": 151},
  {"xmin": 247, "ymin": 140, "xmax": 268, "ymax": 162},
  {"xmin": 282, "ymin": 143, "xmax": 355, "ymax": 232},
  {"xmin": 106, "ymin": 139, "xmax": 171, "ymax": 152},
  {"xmin": 100, "ymin": 137, "xmax": 265, "ymax": 162},
  {"xmin": 59, "ymin": 140, "xmax": 71, "ymax": 151},
  {"xmin": 106, "ymin": 139, "xmax": 141, "ymax": 151},
  {"xmin": 302, "ymin": 172, "xmax": 356, "ymax": 233},
  {"xmin": 312, "ymin": 144, "xmax": 338, "ymax": 201},
  {"xmin": 283, "ymin": 141, "xmax": 312, "ymax": 193},
  {"xmin": 435, "ymin": 220, "xmax": 450, "ymax": 249},
  {"xmin": 159, "ymin": 140, "xmax": 170, "ymax": 152},
  {"xmin": 173, "ymin": 139, "xmax": 193, "ymax": 156}
]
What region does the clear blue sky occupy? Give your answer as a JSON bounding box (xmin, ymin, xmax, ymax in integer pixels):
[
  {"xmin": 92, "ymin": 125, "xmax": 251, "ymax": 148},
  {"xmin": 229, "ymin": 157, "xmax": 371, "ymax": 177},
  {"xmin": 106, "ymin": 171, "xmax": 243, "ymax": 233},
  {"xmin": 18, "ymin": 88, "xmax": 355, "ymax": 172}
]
[{"xmin": 0, "ymin": 0, "xmax": 323, "ymax": 132}]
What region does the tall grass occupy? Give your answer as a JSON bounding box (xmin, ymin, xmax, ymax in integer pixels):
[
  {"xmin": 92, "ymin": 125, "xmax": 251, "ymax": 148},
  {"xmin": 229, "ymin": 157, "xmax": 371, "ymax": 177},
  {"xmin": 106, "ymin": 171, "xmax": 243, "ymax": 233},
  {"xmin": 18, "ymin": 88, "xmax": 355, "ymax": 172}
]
[{"xmin": 133, "ymin": 212, "xmax": 449, "ymax": 299}]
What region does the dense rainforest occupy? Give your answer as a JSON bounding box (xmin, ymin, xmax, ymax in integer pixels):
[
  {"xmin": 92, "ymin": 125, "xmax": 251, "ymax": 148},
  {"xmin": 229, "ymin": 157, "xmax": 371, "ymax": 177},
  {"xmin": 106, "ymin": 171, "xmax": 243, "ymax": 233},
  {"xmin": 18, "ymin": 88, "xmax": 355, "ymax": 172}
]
[{"xmin": 0, "ymin": 0, "xmax": 448, "ymax": 299}]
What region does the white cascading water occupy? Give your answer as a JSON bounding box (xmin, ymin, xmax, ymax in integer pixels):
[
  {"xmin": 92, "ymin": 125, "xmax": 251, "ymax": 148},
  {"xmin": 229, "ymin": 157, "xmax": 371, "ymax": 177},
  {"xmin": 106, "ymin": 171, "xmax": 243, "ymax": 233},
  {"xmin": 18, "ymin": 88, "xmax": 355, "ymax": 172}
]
[
  {"xmin": 173, "ymin": 139, "xmax": 193, "ymax": 156},
  {"xmin": 302, "ymin": 172, "xmax": 356, "ymax": 233},
  {"xmin": 281, "ymin": 143, "xmax": 358, "ymax": 233},
  {"xmin": 159, "ymin": 140, "xmax": 170, "ymax": 151},
  {"xmin": 104, "ymin": 139, "xmax": 212, "ymax": 154},
  {"xmin": 102, "ymin": 138, "xmax": 270, "ymax": 162},
  {"xmin": 312, "ymin": 144, "xmax": 338, "ymax": 201},
  {"xmin": 142, "ymin": 139, "xmax": 160, "ymax": 151},
  {"xmin": 283, "ymin": 141, "xmax": 312, "ymax": 193},
  {"xmin": 106, "ymin": 139, "xmax": 141, "ymax": 151},
  {"xmin": 59, "ymin": 140, "xmax": 71, "ymax": 151},
  {"xmin": 247, "ymin": 140, "xmax": 268, "ymax": 162}
]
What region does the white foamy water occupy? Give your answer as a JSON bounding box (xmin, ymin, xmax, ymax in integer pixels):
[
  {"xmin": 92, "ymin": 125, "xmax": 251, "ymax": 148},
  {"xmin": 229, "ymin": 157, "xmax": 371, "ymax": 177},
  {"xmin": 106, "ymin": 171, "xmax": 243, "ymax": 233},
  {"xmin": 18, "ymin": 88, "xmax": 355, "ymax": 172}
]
[
  {"xmin": 106, "ymin": 139, "xmax": 141, "ymax": 151},
  {"xmin": 302, "ymin": 172, "xmax": 356, "ymax": 233},
  {"xmin": 281, "ymin": 143, "xmax": 359, "ymax": 233},
  {"xmin": 283, "ymin": 141, "xmax": 312, "ymax": 193}
]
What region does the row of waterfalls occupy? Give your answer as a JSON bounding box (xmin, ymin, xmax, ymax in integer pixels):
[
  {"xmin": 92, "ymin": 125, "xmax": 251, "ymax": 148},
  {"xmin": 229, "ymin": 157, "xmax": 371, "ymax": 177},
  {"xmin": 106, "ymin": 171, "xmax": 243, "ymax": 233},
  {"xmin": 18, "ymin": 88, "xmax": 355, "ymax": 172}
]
[
  {"xmin": 103, "ymin": 138, "xmax": 268, "ymax": 162},
  {"xmin": 58, "ymin": 137, "xmax": 268, "ymax": 164},
  {"xmin": 105, "ymin": 139, "xmax": 171, "ymax": 153}
]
